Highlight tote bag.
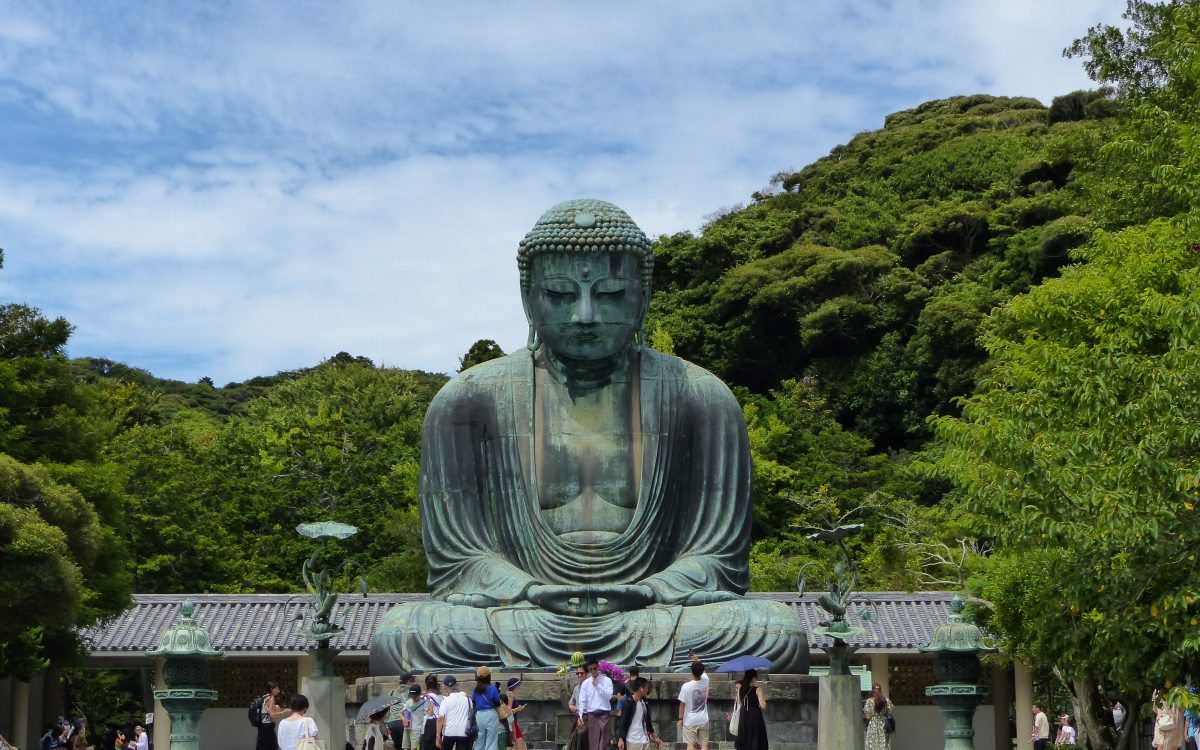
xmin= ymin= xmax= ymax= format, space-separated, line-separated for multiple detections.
xmin=296 ymin=717 xmax=325 ymax=750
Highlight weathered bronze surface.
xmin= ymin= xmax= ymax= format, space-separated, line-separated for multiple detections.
xmin=370 ymin=199 xmax=808 ymax=672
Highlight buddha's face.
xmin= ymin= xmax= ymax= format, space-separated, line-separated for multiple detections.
xmin=527 ymin=251 xmax=644 ymax=361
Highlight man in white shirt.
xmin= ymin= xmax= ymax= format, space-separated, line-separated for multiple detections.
xmin=1030 ymin=703 xmax=1050 ymax=750
xmin=437 ymin=676 xmax=472 ymax=750
xmin=577 ymin=657 xmax=614 ymax=750
xmin=677 ymin=661 xmax=710 ymax=750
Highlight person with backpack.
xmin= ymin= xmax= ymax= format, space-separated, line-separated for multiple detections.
xmin=387 ymin=675 xmax=418 ymax=749
xmin=419 ymin=675 xmax=444 ymax=750
xmin=252 ymin=681 xmax=291 ymax=750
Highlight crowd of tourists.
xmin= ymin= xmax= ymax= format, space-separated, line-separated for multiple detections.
xmin=0 ymin=718 xmax=151 ymax=750
xmin=253 ymin=653 xmax=774 ymax=750
xmin=1025 ymin=687 xmax=1200 ymax=750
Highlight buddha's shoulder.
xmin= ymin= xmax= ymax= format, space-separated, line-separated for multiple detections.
xmin=429 ymin=351 xmax=531 ymax=403
xmin=642 ymin=349 xmax=737 ymax=399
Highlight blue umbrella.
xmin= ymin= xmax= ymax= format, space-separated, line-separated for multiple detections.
xmin=716 ymin=656 xmax=773 ymax=673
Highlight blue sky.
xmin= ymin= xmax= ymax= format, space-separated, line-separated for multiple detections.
xmin=0 ymin=1 xmax=1125 ymax=384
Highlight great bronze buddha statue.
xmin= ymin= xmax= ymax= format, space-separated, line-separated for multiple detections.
xmin=369 ymin=199 xmax=808 ymax=672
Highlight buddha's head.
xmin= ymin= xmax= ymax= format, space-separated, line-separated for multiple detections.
xmin=518 ymin=199 xmax=653 ymax=362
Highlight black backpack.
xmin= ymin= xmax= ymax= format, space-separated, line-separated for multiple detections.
xmin=249 ymin=694 xmax=266 ymax=727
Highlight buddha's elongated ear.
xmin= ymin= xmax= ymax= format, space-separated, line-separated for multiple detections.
xmin=521 ymin=291 xmax=540 ymax=352
xmin=634 ymin=295 xmax=650 ymax=352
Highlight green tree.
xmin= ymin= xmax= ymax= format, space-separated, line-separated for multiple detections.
xmin=0 ymin=302 xmax=132 ymax=676
xmin=0 ymin=454 xmax=103 ymax=678
xmin=1067 ymin=0 xmax=1200 ymax=228
xmin=459 ymin=339 xmax=505 ymax=371
xmin=933 ymin=218 xmax=1200 ymax=749
xmin=741 ymin=380 xmax=916 ymax=590
xmin=114 ymin=360 xmax=445 ymax=594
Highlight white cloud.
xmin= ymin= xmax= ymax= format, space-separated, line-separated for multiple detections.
xmin=0 ymin=0 xmax=1128 ymax=382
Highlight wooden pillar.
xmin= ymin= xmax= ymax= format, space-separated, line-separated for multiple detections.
xmin=152 ymin=657 xmax=171 ymax=750
xmin=11 ymin=678 xmax=29 ymax=750
xmin=42 ymin=669 xmax=64 ymax=729
xmin=992 ymin=663 xmax=1011 ymax=750
xmin=1014 ymin=661 xmax=1033 ymax=750
xmin=869 ymin=653 xmax=890 ymax=696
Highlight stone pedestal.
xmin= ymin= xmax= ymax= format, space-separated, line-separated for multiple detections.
xmin=304 ymin=674 xmax=348 ymax=750
xmin=817 ymin=675 xmax=862 ymax=750
xmin=351 ymin=672 xmax=819 ymax=750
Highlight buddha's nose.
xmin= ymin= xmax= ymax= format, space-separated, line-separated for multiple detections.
xmin=572 ymin=294 xmax=595 ymax=324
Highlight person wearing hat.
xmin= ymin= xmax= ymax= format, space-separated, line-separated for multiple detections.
xmin=471 ymin=667 xmax=504 ymax=750
xmin=1055 ymin=714 xmax=1076 ymax=746
xmin=388 ymin=676 xmax=417 ymax=744
xmin=437 ymin=676 xmax=472 ymax=750
xmin=505 ymin=678 xmax=527 ymax=750
xmin=394 ymin=684 xmax=424 ymax=750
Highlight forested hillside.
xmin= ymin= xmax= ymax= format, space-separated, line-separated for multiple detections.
xmin=646 ymin=91 xmax=1121 ymax=593
xmin=3 ymin=3 xmax=1198 ymax=741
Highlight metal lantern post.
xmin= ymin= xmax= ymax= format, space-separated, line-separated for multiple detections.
xmin=919 ymin=594 xmax=997 ymax=750
xmin=145 ymin=600 xmax=223 ymax=750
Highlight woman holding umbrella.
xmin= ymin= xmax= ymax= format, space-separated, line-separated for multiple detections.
xmin=733 ymin=670 xmax=768 ymax=750
xmin=355 ymin=694 xmax=407 ymax=750
xmin=360 ymin=707 xmax=389 ymax=750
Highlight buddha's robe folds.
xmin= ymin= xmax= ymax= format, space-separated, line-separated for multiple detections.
xmin=369 ymin=349 xmax=809 ymax=673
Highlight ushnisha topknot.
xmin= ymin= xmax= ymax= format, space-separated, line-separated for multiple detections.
xmin=517 ymin=199 xmax=654 ymax=294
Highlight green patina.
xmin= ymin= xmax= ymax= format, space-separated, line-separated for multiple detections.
xmin=370 ymin=200 xmax=809 ymax=673
xmin=920 ymin=595 xmax=997 ymax=750
xmin=146 ymin=600 xmax=222 ymax=750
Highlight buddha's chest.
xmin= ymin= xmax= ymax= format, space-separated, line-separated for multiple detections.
xmin=533 ymin=376 xmax=640 ymax=541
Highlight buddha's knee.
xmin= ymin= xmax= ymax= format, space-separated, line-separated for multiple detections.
xmin=675 ymin=598 xmax=809 ymax=672
xmin=370 ymin=601 xmax=498 ymax=673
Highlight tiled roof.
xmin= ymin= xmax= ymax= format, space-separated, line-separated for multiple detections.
xmin=84 ymin=591 xmax=958 ymax=657
xmin=779 ymin=591 xmax=959 ymax=650
xmin=84 ymin=593 xmax=426 ymax=656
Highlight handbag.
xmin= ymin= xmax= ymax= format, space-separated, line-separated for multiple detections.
xmin=884 ymin=714 xmax=896 ymax=734
xmin=296 ymin=717 xmax=326 ymax=750
xmin=1157 ymin=712 xmax=1177 ymax=732
xmin=728 ymin=694 xmax=741 ymax=736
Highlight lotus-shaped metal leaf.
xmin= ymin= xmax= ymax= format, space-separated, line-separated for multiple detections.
xmin=296 ymin=521 xmax=358 ymax=540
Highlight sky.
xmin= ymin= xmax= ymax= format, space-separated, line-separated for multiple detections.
xmin=0 ymin=1 xmax=1126 ymax=384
